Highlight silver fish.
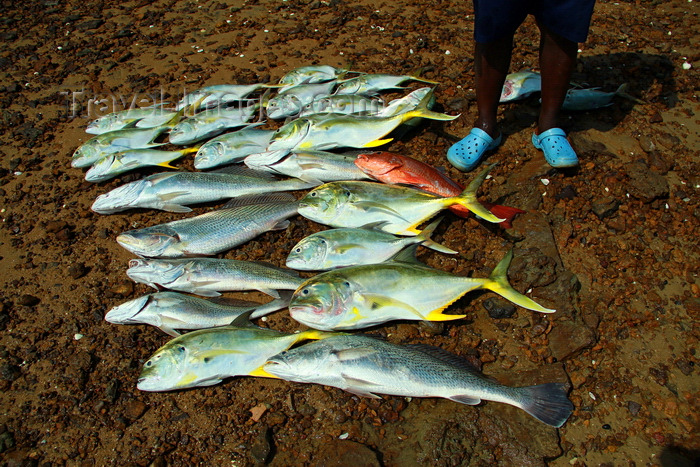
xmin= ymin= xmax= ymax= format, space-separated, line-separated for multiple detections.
xmin=176 ymin=84 xmax=272 ymax=111
xmin=266 ymin=81 xmax=337 ymax=119
xmin=71 ymin=125 xmax=170 ymax=168
xmin=126 ymin=257 xmax=304 ymax=298
xmin=137 ymin=320 xmax=332 ymax=392
xmin=297 ymin=94 xmax=384 ymax=118
xmin=105 ymin=291 xmax=289 ymax=336
xmin=86 ymin=107 xmax=177 ymax=135
xmin=116 ymin=193 xmax=300 ymax=257
xmin=278 ymin=65 xmax=347 ymax=86
xmin=285 ymin=217 xmax=455 ymax=270
xmin=335 ymin=73 xmax=437 ymax=95
xmin=262 ymin=334 xmax=574 ymax=427
xmin=499 ymin=70 xmax=542 ymax=102
xmin=91 ymin=169 xmax=313 ymax=214
xmin=84 ymin=147 xmax=196 ymax=183
xmin=244 ymin=150 xmax=372 ymax=183
xmin=561 ymin=83 xmax=641 ymax=111
xmin=193 ymin=125 xmax=275 ymax=169
xmin=376 ymin=87 xmax=434 ymax=117
xmin=169 ymin=104 xmax=258 ymax=145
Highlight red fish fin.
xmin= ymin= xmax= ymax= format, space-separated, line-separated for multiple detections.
xmin=482 ymin=202 xmax=526 ymax=229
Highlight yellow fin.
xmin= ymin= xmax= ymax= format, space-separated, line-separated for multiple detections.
xmin=177 ymin=371 xmax=201 ymax=387
xmin=248 ymin=365 xmax=280 ymax=379
xmin=362 ymin=137 xmax=393 ymax=148
xmin=157 ymin=162 xmax=179 ymax=169
xmin=425 ymin=308 xmax=466 ymax=321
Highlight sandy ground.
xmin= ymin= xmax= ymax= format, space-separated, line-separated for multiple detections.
xmin=0 ymin=0 xmax=698 ymax=465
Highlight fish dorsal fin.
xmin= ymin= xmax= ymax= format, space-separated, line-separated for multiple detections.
xmin=389 ymin=244 xmax=423 ymax=265
xmin=221 ymin=192 xmax=298 ymax=209
xmin=406 ymin=344 xmax=481 ymax=373
xmin=210 ymin=164 xmax=277 ymax=179
xmin=229 ymin=309 xmax=256 ymax=327
xmin=209 ymin=296 xmax=262 ymax=308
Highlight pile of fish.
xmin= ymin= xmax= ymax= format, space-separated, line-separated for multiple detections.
xmin=74 ymin=65 xmax=574 ymax=428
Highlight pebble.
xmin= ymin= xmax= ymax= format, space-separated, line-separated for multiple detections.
xmin=123 ymin=400 xmax=147 ymax=421
xmin=67 ymin=262 xmax=88 ymax=279
xmin=624 ymin=162 xmax=669 ymax=202
xmin=17 ymin=294 xmax=40 ymax=306
xmin=548 ymin=319 xmax=594 ymax=361
xmin=483 ymin=297 xmax=516 ymax=319
xmin=627 ymin=401 xmax=642 ymax=416
xmin=591 ymin=197 xmax=620 ymax=219
xmin=109 ymin=282 xmax=134 ymax=297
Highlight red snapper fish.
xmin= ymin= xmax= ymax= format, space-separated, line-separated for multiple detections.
xmin=354 ymin=152 xmax=525 ymax=228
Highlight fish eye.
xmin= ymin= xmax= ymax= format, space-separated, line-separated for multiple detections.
xmin=295 ymin=248 xmax=301 ymax=253
xmin=320 ymin=239 xmax=326 ymax=244
xmin=344 ymin=281 xmax=350 ymax=287
xmin=302 ymin=289 xmax=309 ymax=295
xmin=310 ymin=192 xmax=317 ymax=197
xmin=145 ymin=361 xmax=152 ymax=367
xmin=345 ymin=191 xmax=351 ymax=197
xmin=178 ymin=346 xmax=186 ymax=353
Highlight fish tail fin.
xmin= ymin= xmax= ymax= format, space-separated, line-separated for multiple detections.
xmin=401 ymin=89 xmax=459 ymax=122
xmin=165 ymin=95 xmax=207 ymax=128
xmin=516 ymin=383 xmax=574 ymax=427
xmin=615 ymin=83 xmax=644 ymax=104
xmin=416 ymin=217 xmax=457 ymax=254
xmin=481 ymin=250 xmax=555 ymax=313
xmin=449 ymin=164 xmax=504 ymax=223
xmin=482 ymin=202 xmax=526 ymax=229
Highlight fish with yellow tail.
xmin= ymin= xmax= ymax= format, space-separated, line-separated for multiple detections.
xmin=85 ymin=147 xmax=198 ymax=183
xmin=288 ymin=249 xmax=554 ymax=331
xmin=137 ymin=313 xmax=335 ymax=392
xmin=297 ymin=164 xmax=502 ymax=235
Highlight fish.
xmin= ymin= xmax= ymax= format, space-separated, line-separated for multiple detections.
xmin=84 ymin=147 xmax=197 ymax=183
xmin=137 ymin=315 xmax=333 ymax=391
xmin=244 ymin=150 xmax=372 ymax=184
xmin=334 ymin=73 xmax=438 ymax=95
xmin=278 ymin=65 xmax=348 ymax=86
xmin=375 ymin=87 xmax=434 ymax=117
xmin=91 ymin=168 xmax=314 ymax=214
xmin=175 ymin=84 xmax=274 ymax=111
xmin=168 ymin=104 xmax=258 ymax=145
xmin=266 ymin=81 xmax=338 ymax=119
xmin=561 ymin=83 xmax=642 ymax=111
xmin=116 ymin=193 xmax=301 ymax=257
xmin=260 ymin=334 xmax=574 ymax=427
xmin=264 ymin=91 xmax=458 ymax=155
xmin=354 ymin=151 xmax=526 ymax=228
xmin=71 ymin=125 xmax=171 ymax=168
xmin=105 ymin=291 xmax=289 ymax=336
xmin=126 ymin=257 xmax=304 ymax=298
xmin=297 ymin=94 xmax=384 ymax=118
xmin=288 ymin=249 xmax=554 ymax=331
xmin=297 ymin=165 xmax=502 ymax=236
xmin=285 ymin=217 xmax=456 ymax=271
xmin=499 ymin=70 xmax=542 ymax=103
xmin=86 ymin=106 xmax=178 ymax=135
xmin=193 ymin=125 xmax=275 ymax=169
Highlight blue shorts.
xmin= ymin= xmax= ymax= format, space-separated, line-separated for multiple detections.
xmin=473 ymin=0 xmax=595 ymax=44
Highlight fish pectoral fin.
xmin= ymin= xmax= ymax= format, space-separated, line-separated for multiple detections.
xmin=352 ymin=201 xmax=407 ymax=219
xmin=333 ymin=243 xmax=366 ymax=254
xmin=270 ymin=220 xmax=290 ymax=231
xmin=257 ymin=288 xmax=281 ymax=299
xmin=333 ymin=347 xmax=377 ymax=362
xmin=362 ymin=137 xmax=393 ymax=148
xmin=449 ymin=394 xmax=482 ymax=405
xmin=158 ymin=191 xmax=191 ymax=201
xmin=158 ymin=325 xmax=181 ymax=337
xmin=361 ymin=293 xmax=424 ymax=319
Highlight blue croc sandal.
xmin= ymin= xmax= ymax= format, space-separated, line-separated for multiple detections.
xmin=447 ymin=127 xmax=502 ymax=172
xmin=532 ymin=128 xmax=579 ymax=168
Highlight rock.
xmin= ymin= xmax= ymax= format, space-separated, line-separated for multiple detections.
xmin=67 ymin=262 xmax=88 ymax=279
xmin=547 ymin=319 xmax=595 ymax=360
xmin=124 ymin=400 xmax=147 ymax=421
xmin=17 ymin=294 xmax=40 ymax=307
xmin=508 ymin=248 xmax=558 ymax=289
xmin=624 ymin=161 xmax=669 ymax=202
xmin=638 ymin=135 xmax=656 ymax=153
xmin=483 ymin=297 xmax=516 ymax=319
xmin=249 ymin=427 xmax=271 ymax=465
xmin=591 ymin=197 xmax=620 ymax=219
xmin=554 ymin=184 xmax=577 ymax=200
xmin=0 ymin=431 xmax=14 ymax=453
xmin=0 ymin=363 xmax=21 ymax=382
xmin=78 ymin=19 xmax=105 ymax=30
xmin=45 ymin=220 xmax=68 ymax=233
xmin=110 ymin=282 xmax=134 ymax=297
xmin=313 ymin=440 xmax=380 ymax=466
xmin=627 ymin=401 xmax=641 ymax=416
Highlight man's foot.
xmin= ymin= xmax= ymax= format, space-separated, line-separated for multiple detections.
xmin=447 ymin=128 xmax=502 ymax=172
xmin=531 ymin=128 xmax=579 ymax=168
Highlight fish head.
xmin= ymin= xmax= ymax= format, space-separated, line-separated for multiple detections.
xmin=263 ymin=341 xmax=333 ymax=382
xmin=194 ymin=140 xmax=227 ymax=169
xmin=71 ymin=143 xmax=100 ymax=168
xmin=84 ymin=153 xmax=118 ymax=183
xmin=117 ymin=226 xmax=180 ymax=258
xmin=126 ymin=258 xmax=187 ymax=288
xmin=168 ymin=120 xmax=196 ymax=145
xmin=354 ymin=152 xmax=403 ymax=178
xmin=297 ymin=183 xmax=347 ymax=224
xmin=285 ymin=235 xmax=330 ymax=270
xmin=86 ymin=113 xmax=119 ymax=134
xmin=137 ymin=338 xmax=195 ymax=391
xmin=268 ymin=118 xmax=310 ymax=150
xmin=266 ymin=95 xmax=303 ymax=119
xmin=105 ymin=294 xmax=154 ymax=325
xmin=91 ymin=179 xmax=149 ymax=214
xmin=289 ymin=278 xmax=354 ymax=330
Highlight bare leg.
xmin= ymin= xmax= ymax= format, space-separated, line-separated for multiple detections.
xmin=537 ymin=21 xmax=578 ymax=133
xmin=474 ymin=34 xmax=515 ymax=138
